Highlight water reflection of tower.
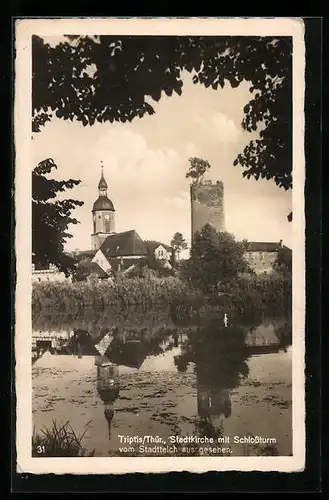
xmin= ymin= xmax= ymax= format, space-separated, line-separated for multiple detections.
xmin=196 ymin=363 xmax=232 ymax=425
xmin=174 ymin=326 xmax=250 ymax=427
xmin=95 ymin=356 xmax=120 ymax=439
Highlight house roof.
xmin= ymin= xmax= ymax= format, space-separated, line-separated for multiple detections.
xmin=246 ymin=242 xmax=290 ymax=252
xmin=100 ymin=230 xmax=148 ymax=258
xmin=145 ymin=240 xmax=173 ymax=253
xmin=57 ymin=330 xmax=100 ymax=356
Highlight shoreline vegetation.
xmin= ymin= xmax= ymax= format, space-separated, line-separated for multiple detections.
xmin=32 ymin=420 xmax=95 ymax=457
xmin=32 ymin=273 xmax=291 ymax=320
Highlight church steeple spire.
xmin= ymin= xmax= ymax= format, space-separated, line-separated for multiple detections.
xmin=98 ymin=164 xmax=108 ymax=197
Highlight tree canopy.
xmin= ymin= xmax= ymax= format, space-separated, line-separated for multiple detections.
xmin=32 ymin=158 xmax=84 ymax=275
xmin=186 ymin=157 xmax=211 ymax=184
xmin=273 ymin=246 xmax=292 ymax=275
xmin=180 ymin=224 xmax=250 ymax=292
xmin=70 ymin=255 xmax=94 ymax=281
xmin=32 ymin=35 xmax=292 ymax=190
xmin=170 ymin=232 xmax=188 ymax=261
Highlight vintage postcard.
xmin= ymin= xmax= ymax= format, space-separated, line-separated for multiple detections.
xmin=15 ymin=17 xmax=305 ymax=474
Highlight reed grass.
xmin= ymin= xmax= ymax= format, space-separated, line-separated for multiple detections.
xmin=32 ymin=276 xmax=200 ymax=314
xmin=32 ymin=420 xmax=95 ymax=457
xmin=32 ymin=274 xmax=291 ymax=325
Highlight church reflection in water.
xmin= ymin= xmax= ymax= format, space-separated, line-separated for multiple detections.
xmin=95 ymin=356 xmax=120 ymax=439
xmin=92 ymin=329 xmax=172 ymax=439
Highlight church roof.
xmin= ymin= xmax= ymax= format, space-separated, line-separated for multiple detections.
xmin=109 ymin=258 xmax=148 ymax=273
xmin=100 ymin=230 xmax=148 ymax=258
xmin=104 ymin=340 xmax=164 ymax=369
xmin=92 ymin=196 xmax=115 ymax=212
xmin=105 ymin=341 xmax=149 ymax=369
xmin=89 ymin=262 xmax=111 ymax=278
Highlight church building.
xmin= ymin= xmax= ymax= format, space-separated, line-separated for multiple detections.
xmin=32 ymin=167 xmax=175 ymax=282
xmin=81 ymin=167 xmax=174 ymax=279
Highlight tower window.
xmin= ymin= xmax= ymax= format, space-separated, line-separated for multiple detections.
xmin=105 ymin=219 xmax=111 ymax=233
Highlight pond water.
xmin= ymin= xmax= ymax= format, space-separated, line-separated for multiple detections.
xmin=32 ymin=310 xmax=292 ymax=457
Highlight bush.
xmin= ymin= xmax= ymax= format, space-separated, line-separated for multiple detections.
xmin=219 ymin=273 xmax=292 ymax=317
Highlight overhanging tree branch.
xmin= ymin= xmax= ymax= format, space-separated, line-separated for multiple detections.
xmin=32 ymin=35 xmax=292 ymax=190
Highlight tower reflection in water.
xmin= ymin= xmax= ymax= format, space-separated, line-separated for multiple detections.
xmin=94 ymin=356 xmax=120 ymax=439
xmin=174 ymin=324 xmax=251 ymax=439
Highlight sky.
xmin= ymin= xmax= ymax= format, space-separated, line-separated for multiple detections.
xmin=32 ymin=70 xmax=292 ymax=254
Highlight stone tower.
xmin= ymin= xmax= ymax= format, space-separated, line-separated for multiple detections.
xmin=91 ymin=168 xmax=115 ymax=251
xmin=190 ymin=180 xmax=225 ymax=245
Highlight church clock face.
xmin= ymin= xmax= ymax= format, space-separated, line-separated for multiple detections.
xmin=104 ymin=214 xmax=110 ymax=221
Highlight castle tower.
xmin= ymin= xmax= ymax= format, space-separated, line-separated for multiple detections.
xmin=190 ymin=180 xmax=225 ymax=245
xmin=91 ymin=167 xmax=115 ymax=251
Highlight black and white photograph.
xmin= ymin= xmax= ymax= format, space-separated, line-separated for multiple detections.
xmin=15 ymin=18 xmax=305 ymax=474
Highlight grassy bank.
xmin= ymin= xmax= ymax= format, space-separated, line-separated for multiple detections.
xmin=32 ymin=276 xmax=201 ymax=313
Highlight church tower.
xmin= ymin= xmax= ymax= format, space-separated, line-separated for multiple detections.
xmin=91 ymin=167 xmax=115 ymax=251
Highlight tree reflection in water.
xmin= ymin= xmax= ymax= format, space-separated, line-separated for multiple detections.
xmin=275 ymin=321 xmax=292 ymax=351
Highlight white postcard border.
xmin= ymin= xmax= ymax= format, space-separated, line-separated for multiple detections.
xmin=14 ymin=17 xmax=306 ymax=474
